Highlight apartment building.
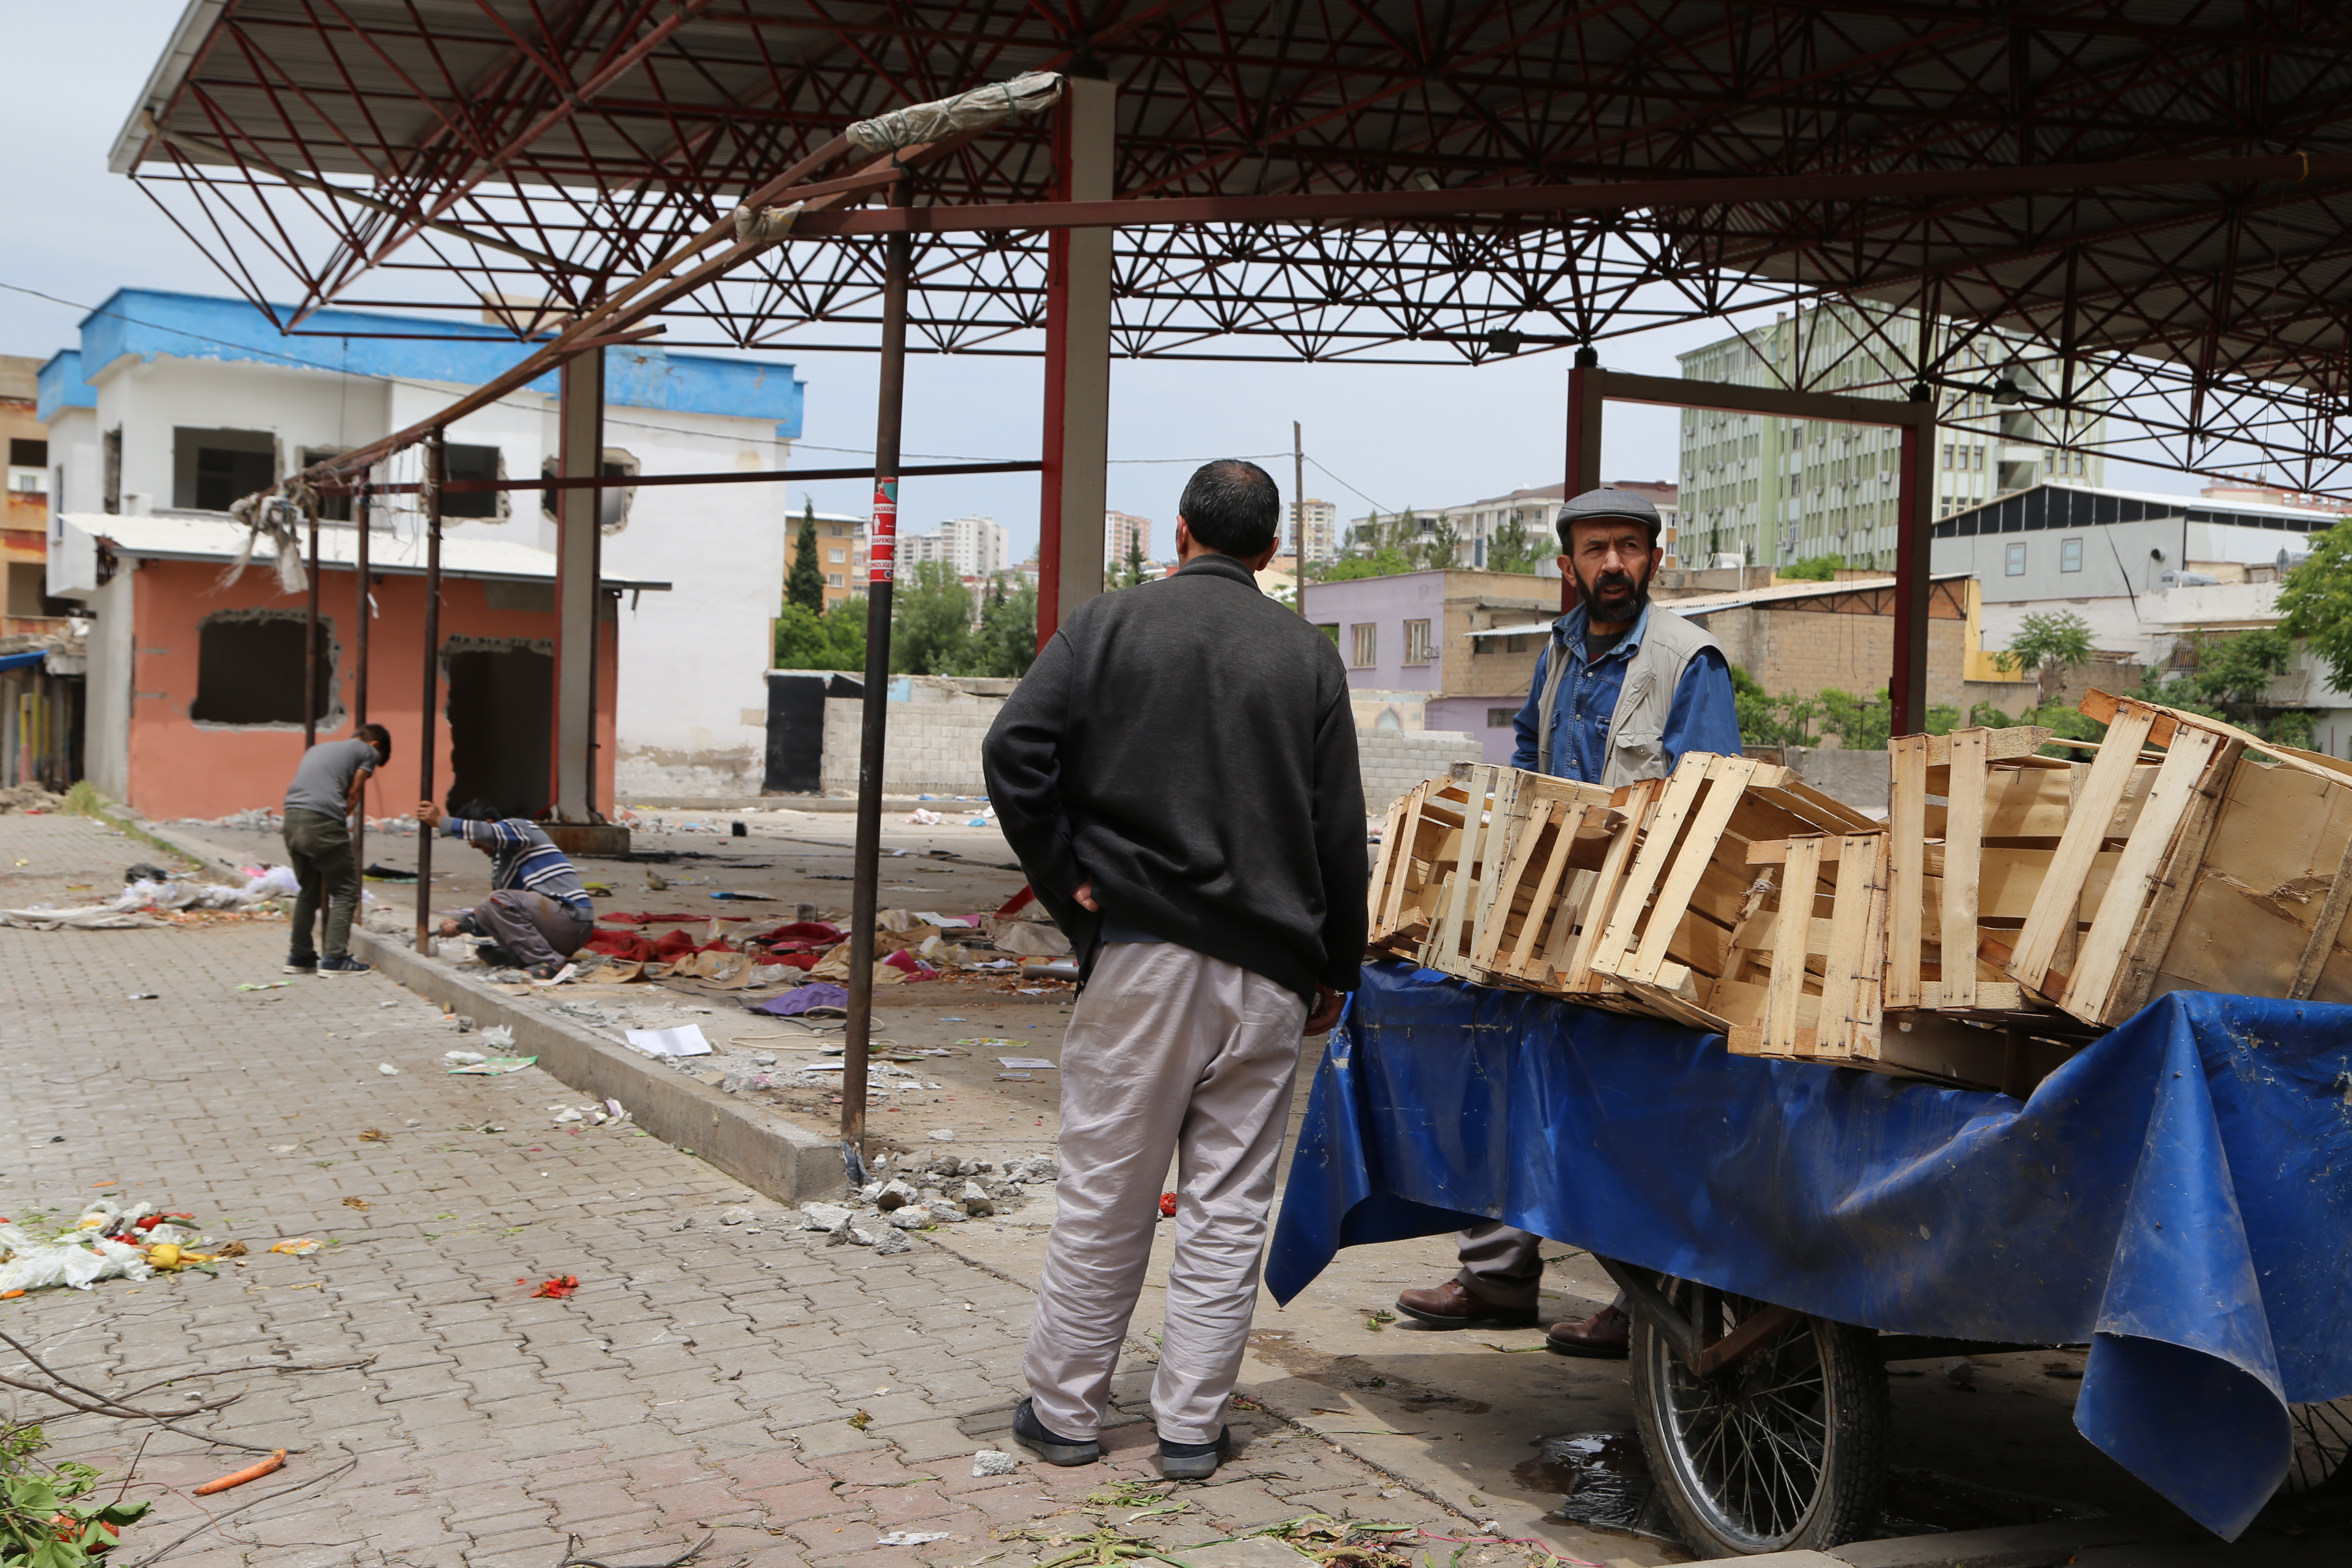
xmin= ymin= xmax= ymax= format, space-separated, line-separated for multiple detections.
xmin=1349 ymin=481 xmax=1678 ymax=568
xmin=1290 ymin=497 xmax=1339 ymax=564
xmin=784 ymin=505 xmax=867 ymax=610
xmin=1676 ymin=303 xmax=2108 ymax=573
xmin=1104 ymin=509 xmax=1152 ymax=573
xmin=901 ymin=514 xmax=1011 ymax=580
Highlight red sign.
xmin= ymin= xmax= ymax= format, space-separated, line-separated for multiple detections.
xmin=869 ymin=478 xmax=898 ymax=584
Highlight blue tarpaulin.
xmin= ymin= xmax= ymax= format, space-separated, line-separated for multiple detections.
xmin=1268 ymin=961 xmax=2352 ymax=1541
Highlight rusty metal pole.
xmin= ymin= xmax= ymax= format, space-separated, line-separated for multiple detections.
xmin=303 ymin=502 xmax=321 ymax=748
xmin=414 ymin=432 xmax=444 ymax=955
xmin=352 ymin=475 xmax=371 ymax=876
xmin=840 ymin=211 xmax=913 ymax=1170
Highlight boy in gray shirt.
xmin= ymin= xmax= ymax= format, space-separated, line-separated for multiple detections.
xmin=282 ymin=724 xmax=391 ymax=975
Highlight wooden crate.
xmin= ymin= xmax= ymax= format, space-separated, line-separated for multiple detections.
xmin=2052 ymin=692 xmax=2352 ymax=1017
xmin=1366 ymin=775 xmax=1472 ymax=960
xmin=1572 ymin=750 xmax=1883 ymax=1041
xmin=1450 ymin=767 xmax=1619 ymax=991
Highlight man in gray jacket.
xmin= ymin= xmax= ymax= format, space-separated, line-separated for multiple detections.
xmin=1395 ymin=486 xmax=1742 ymax=1356
xmin=983 ymin=459 xmax=1365 ymax=1479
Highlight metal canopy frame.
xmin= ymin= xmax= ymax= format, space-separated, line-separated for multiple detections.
xmin=113 ymin=1 xmax=2352 ymax=497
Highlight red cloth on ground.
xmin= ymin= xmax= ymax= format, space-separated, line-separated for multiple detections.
xmin=881 ymin=949 xmax=934 ymax=979
xmin=582 ymin=929 xmax=654 ymax=962
xmin=650 ymin=928 xmax=700 ymax=961
xmin=768 ymin=952 xmax=818 ymax=971
xmin=760 ymin=921 xmax=844 ymax=944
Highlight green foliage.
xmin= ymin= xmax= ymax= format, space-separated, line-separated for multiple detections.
xmin=771 ymin=600 xmax=866 ymax=671
xmin=966 ymin=578 xmax=1041 ymax=679
xmin=59 ymin=782 xmax=101 ymax=817
xmin=1814 ymin=688 xmax=1893 ymax=752
xmin=2276 ymin=518 xmax=2352 ymax=695
xmin=1319 ymin=546 xmax=1418 ymax=582
xmin=1779 ymin=555 xmax=1841 ymax=582
xmin=1115 ymin=536 xmax=1150 ymax=589
xmin=1994 ymin=609 xmax=2097 ymax=704
xmin=890 ymin=560 xmax=976 ymax=675
xmin=1730 ymin=665 xmax=1814 ymax=748
xmin=2134 ymin=630 xmax=2315 ymax=747
xmin=1 ymin=1425 xmax=148 ymax=1568
xmin=784 ymin=502 xmax=826 ymax=613
xmin=1485 ymin=514 xmax=1549 ymax=575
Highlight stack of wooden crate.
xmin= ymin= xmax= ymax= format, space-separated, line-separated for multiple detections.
xmin=1362 ymin=692 xmax=2352 ymax=1093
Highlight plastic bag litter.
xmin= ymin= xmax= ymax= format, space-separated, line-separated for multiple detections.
xmin=906 ymin=808 xmax=945 ymax=826
xmin=0 ymin=1222 xmax=153 ymax=1293
xmin=480 ymin=1025 xmax=516 ymax=1050
xmin=846 ymin=71 xmax=1063 ymax=155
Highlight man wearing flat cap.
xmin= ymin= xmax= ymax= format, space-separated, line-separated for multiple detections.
xmin=1394 ymin=483 xmax=1742 ymax=1357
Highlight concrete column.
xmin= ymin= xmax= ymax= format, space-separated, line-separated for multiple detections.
xmin=552 ymin=345 xmax=604 ymax=821
xmin=1037 ymin=74 xmax=1115 ymax=640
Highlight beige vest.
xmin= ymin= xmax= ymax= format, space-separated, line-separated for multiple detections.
xmin=1534 ymin=606 xmax=1727 ymax=787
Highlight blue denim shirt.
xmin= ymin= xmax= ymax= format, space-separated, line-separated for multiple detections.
xmin=1508 ymin=602 xmax=1744 ymax=782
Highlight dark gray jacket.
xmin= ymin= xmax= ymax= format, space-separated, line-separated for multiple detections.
xmin=982 ymin=553 xmax=1368 ymax=1004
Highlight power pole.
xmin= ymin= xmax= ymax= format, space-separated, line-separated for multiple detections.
xmin=1292 ymin=421 xmax=1305 ymax=563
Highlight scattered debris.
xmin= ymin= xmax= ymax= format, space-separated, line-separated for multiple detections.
xmin=448 ymin=1056 xmax=536 ymax=1076
xmin=876 ymin=1531 xmax=952 ymax=1547
xmin=926 ymin=1128 xmax=957 ymax=1142
xmin=972 ymin=1450 xmax=1019 ymax=1477
xmin=341 ymin=1198 xmax=371 ymax=1212
xmin=531 ymin=1275 xmax=582 ymax=1299
xmin=193 ymin=1449 xmax=288 ymax=1495
xmin=268 ymin=1239 xmax=321 ymax=1256
xmin=376 ymin=1063 xmax=400 ymax=1077
xmin=358 ymin=1128 xmax=389 ymax=1142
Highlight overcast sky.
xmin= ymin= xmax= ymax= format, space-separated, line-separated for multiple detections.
xmin=6 ymin=3 xmax=2203 ymax=564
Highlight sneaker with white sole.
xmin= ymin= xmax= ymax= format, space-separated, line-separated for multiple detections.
xmin=317 ymin=955 xmax=371 ymax=977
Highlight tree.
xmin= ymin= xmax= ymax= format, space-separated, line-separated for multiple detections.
xmin=965 ymin=578 xmax=1041 ymax=678
xmin=772 ymin=600 xmax=865 ymax=670
xmin=1485 ymin=513 xmax=1548 ymax=575
xmin=2141 ymin=629 xmax=2314 ymax=747
xmin=891 ymin=560 xmax=974 ymax=674
xmin=2276 ymin=518 xmax=2352 ymax=693
xmin=1780 ymin=555 xmax=1841 ymax=582
xmin=1994 ymin=609 xmax=2096 ymax=706
xmin=1320 ymin=545 xmax=1418 ymax=582
xmin=1814 ymin=687 xmax=1892 ymax=752
xmin=1121 ymin=535 xmax=1148 ymax=588
xmin=785 ymin=502 xmax=827 ymax=613
xmin=1730 ymin=665 xmax=1815 ymax=747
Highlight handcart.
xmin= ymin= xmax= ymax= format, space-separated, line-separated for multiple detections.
xmin=1267 ymin=962 xmax=2352 ymax=1556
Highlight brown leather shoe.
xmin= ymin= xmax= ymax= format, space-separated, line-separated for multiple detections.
xmin=1394 ymin=1279 xmax=1539 ymax=1329
xmin=1545 ymin=1304 xmax=1630 ymax=1358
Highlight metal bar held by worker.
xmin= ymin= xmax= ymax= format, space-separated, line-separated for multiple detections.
xmin=841 ymin=211 xmax=915 ymax=1161
xmin=303 ymin=502 xmax=321 ymax=748
xmin=353 ymin=475 xmax=371 ymax=880
xmin=414 ymin=432 xmax=444 ymax=955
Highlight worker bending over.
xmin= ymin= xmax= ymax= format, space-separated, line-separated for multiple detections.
xmin=1395 ymin=485 xmax=1743 ymax=1357
xmin=984 ymin=459 xmax=1365 ymax=1479
xmin=282 ymin=723 xmax=392 ymax=977
xmin=416 ymin=800 xmax=594 ymax=980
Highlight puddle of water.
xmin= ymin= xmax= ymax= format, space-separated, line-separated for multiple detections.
xmin=1517 ymin=1435 xmax=2104 ymax=1548
xmin=1516 ymin=1431 xmax=1676 ymax=1541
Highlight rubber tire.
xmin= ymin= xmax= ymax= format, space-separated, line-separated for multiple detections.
xmin=1630 ymin=1280 xmax=1890 ymax=1558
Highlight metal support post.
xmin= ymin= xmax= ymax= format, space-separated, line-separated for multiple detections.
xmin=353 ymin=476 xmax=371 ymax=875
xmin=414 ymin=431 xmax=444 ymax=955
xmin=1893 ymin=392 xmax=1936 ymax=737
xmin=1035 ymin=73 xmax=1116 ymax=647
xmin=554 ymin=346 xmax=606 ymax=821
xmin=303 ymin=505 xmax=322 ymax=747
xmin=842 ymin=219 xmax=913 ymax=1161
xmin=1562 ymin=347 xmax=1602 ymax=614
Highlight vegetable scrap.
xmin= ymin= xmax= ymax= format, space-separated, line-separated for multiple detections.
xmin=0 ymin=1202 xmax=226 ymax=1294
xmin=531 ymin=1275 xmax=581 ymax=1299
xmin=192 ymin=1449 xmax=287 ymax=1496
xmin=1159 ymin=1192 xmax=1178 ymax=1217
xmin=268 ymin=1238 xmax=322 ymax=1256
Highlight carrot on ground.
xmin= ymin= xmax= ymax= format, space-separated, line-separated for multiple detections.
xmin=193 ymin=1449 xmax=286 ymax=1495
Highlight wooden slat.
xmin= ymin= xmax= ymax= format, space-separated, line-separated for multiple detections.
xmin=1473 ymin=788 xmax=1550 ymax=974
xmin=1938 ymin=728 xmax=1989 ymax=1011
xmin=1813 ymin=833 xmax=1882 ymax=1059
xmin=1588 ymin=755 xmax=1713 ymax=979
xmin=1886 ymin=736 xmax=1930 ymax=1009
xmin=1429 ymin=766 xmax=1494 ymax=972
xmin=1368 ymin=789 xmax=1413 ymax=933
xmin=1379 ymin=783 xmax=1429 ymax=934
xmin=1762 ymin=838 xmax=1821 ymax=1053
xmin=2007 ymin=704 xmax=2156 ymax=995
xmin=1505 ymin=802 xmax=1582 ymax=978
xmin=1910 ymin=726 xmax=2054 ymax=767
xmin=1618 ymin=754 xmax=1758 ymax=984
xmin=1563 ymin=780 xmax=1660 ymax=991
xmin=2288 ymin=824 xmax=2352 ymax=1001
xmin=2063 ymin=726 xmax=2223 ymax=1020
xmin=1460 ymin=766 xmax=1517 ymax=973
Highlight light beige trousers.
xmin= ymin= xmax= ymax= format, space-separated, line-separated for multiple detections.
xmin=1024 ymin=941 xmax=1310 ymax=1445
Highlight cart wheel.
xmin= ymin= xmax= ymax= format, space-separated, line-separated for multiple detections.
xmin=1630 ymin=1278 xmax=1890 ymax=1557
xmin=2285 ymin=1399 xmax=2352 ymax=1494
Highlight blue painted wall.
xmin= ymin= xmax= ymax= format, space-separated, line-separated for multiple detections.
xmin=36 ymin=350 xmax=95 ymax=423
xmin=49 ymin=289 xmax=802 ymax=435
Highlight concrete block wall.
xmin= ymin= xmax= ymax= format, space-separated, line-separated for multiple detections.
xmin=819 ymin=680 xmax=1008 ymax=796
xmin=1707 ymin=606 xmax=1972 ymax=707
xmin=1357 ymin=727 xmax=1484 ymax=812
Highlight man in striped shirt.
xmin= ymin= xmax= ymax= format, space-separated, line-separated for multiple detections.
xmin=416 ymin=800 xmax=594 ymax=980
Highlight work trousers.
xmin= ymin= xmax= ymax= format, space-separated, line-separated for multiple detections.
xmin=1025 ymin=942 xmax=1310 ymax=1446
xmin=1453 ymin=1221 xmax=1547 ymax=1310
xmin=475 ymin=890 xmax=593 ymax=969
xmin=283 ymin=808 xmax=360 ymax=959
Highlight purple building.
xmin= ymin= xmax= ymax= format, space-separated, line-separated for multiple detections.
xmin=1302 ymin=569 xmax=1558 ymax=763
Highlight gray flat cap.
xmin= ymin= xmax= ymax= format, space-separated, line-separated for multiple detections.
xmin=1554 ymin=485 xmax=1662 ymax=548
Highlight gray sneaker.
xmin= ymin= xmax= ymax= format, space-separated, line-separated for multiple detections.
xmin=1010 ymin=1398 xmax=1099 ymax=1467
xmin=1158 ymin=1427 xmax=1231 ymax=1481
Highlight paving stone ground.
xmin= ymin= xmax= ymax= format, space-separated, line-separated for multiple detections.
xmin=1 ymin=812 xmax=1528 ymax=1568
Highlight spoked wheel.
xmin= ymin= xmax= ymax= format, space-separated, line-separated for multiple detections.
xmin=1629 ymin=1278 xmax=1890 ymax=1557
xmin=2285 ymin=1399 xmax=2352 ymax=1495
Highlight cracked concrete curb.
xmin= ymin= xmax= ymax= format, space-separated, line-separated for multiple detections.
xmin=349 ymin=927 xmax=842 ymax=1205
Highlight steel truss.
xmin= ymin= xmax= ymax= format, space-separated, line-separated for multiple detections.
xmin=120 ymin=1 xmax=2352 ymax=495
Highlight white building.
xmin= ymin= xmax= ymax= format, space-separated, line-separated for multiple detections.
xmin=38 ymin=288 xmax=803 ymax=801
xmin=1677 ymin=303 xmax=2109 ymax=571
xmin=1104 ymin=509 xmax=1152 ymax=572
xmin=1291 ymin=498 xmax=1339 ymax=564
xmin=901 ymin=514 xmax=1010 ymax=579
xmin=1348 ymin=481 xmax=1678 ymax=568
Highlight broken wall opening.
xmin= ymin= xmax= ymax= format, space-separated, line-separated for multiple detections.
xmin=191 ymin=610 xmax=338 ymax=726
xmin=443 ymin=636 xmax=552 ymax=818
xmin=174 ymin=428 xmax=278 ymax=512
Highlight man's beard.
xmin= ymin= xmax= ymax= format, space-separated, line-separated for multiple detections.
xmin=1575 ymin=560 xmax=1651 ymax=622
